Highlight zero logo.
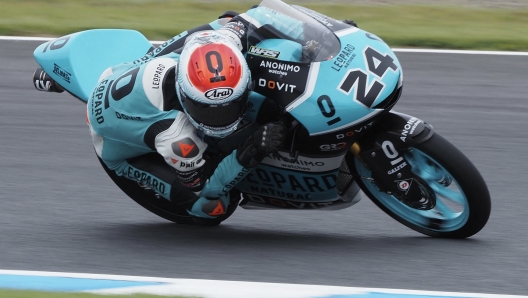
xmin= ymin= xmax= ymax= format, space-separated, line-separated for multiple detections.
xmin=43 ymin=36 xmax=70 ymax=53
xmin=111 ymin=67 xmax=140 ymax=101
xmin=317 ymin=95 xmax=341 ymax=126
xmin=104 ymin=67 xmax=140 ymax=109
xmin=381 ymin=141 xmax=398 ymax=159
xmin=205 ymin=51 xmax=226 ymax=83
xmin=205 ymin=51 xmax=224 ymax=73
xmin=382 ymin=140 xmax=408 ymax=175
xmin=337 ymin=47 xmax=398 ymax=108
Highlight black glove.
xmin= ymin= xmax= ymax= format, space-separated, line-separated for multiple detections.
xmin=218 ymin=10 xmax=239 ymax=19
xmin=342 ymin=19 xmax=358 ymax=28
xmin=33 ymin=67 xmax=64 ymax=93
xmin=236 ymin=121 xmax=287 ymax=168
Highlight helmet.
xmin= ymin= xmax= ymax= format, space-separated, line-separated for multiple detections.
xmin=177 ymin=30 xmax=251 ymax=138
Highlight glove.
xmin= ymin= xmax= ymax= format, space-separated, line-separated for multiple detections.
xmin=187 ymin=196 xmax=230 ymax=219
xmin=236 ymin=121 xmax=288 ymax=168
xmin=33 ymin=67 xmax=64 ymax=93
xmin=342 ymin=19 xmax=358 ymax=28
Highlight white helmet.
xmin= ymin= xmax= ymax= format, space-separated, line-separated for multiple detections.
xmin=177 ymin=30 xmax=252 ymax=138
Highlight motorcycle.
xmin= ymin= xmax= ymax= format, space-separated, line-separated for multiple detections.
xmin=32 ymin=0 xmax=490 ymax=238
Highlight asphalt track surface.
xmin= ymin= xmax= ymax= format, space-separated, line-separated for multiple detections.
xmin=1 ymin=40 xmax=528 ymax=296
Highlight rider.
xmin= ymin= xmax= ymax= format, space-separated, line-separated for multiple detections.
xmin=85 ymin=30 xmax=287 ymax=224
xmin=35 ymin=2 xmax=360 ymax=223
xmin=84 ymin=4 xmax=349 ymax=224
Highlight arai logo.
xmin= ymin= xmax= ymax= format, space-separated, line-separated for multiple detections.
xmin=205 ymin=88 xmax=233 ymax=100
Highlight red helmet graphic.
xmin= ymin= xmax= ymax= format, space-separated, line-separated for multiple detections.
xmin=177 ymin=31 xmax=251 ymax=137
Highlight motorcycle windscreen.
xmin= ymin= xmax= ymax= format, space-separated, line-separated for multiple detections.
xmin=245 ymin=0 xmax=341 ymax=63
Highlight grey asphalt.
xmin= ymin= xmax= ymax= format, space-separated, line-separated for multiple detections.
xmin=1 ymin=40 xmax=528 ymax=295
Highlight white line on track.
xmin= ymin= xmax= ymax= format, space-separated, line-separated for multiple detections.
xmin=3 ymin=35 xmax=528 ymax=56
xmin=1 ymin=270 xmax=528 ymax=298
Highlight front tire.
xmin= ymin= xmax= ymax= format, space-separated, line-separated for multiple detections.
xmin=348 ymin=132 xmax=491 ymax=238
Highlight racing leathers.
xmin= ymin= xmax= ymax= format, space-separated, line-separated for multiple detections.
xmin=86 ymin=4 xmax=328 ymax=221
xmin=86 ymin=19 xmax=289 ymax=221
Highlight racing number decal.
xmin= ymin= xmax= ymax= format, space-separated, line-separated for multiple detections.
xmin=42 ymin=36 xmax=70 ymax=53
xmin=205 ymin=51 xmax=226 ymax=82
xmin=317 ymin=95 xmax=341 ymax=126
xmin=206 ymin=51 xmax=223 ymax=72
xmin=338 ymin=47 xmax=398 ymax=108
xmin=364 ymin=47 xmax=398 ymax=77
xmin=382 ymin=140 xmax=399 ymax=159
xmin=111 ymin=68 xmax=140 ymax=101
xmin=104 ymin=67 xmax=140 ymax=109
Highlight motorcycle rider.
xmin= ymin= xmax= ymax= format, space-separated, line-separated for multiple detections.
xmin=84 ymin=29 xmax=288 ymax=225
xmin=83 ymin=3 xmax=356 ymax=225
xmin=34 ymin=2 xmax=360 ymax=224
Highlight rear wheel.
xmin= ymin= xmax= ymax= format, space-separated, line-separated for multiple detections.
xmin=348 ymin=132 xmax=491 ymax=238
xmin=98 ymin=157 xmax=238 ymax=226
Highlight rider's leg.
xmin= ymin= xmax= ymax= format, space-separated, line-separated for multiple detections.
xmin=110 ymin=153 xmax=232 ymax=225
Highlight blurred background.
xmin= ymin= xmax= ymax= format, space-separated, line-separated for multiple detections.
xmin=1 ymin=0 xmax=527 ymax=51
xmin=2 ymin=0 xmax=528 ymax=296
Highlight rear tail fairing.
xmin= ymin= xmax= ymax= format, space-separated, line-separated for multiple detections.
xmin=33 ymin=29 xmax=154 ymax=102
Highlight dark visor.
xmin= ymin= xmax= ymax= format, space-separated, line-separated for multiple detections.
xmin=180 ymin=88 xmax=250 ymax=128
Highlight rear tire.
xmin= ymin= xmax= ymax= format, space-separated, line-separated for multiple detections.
xmin=348 ymin=132 xmax=491 ymax=238
xmin=98 ymin=157 xmax=238 ymax=226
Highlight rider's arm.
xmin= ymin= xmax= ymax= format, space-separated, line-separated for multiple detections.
xmin=153 ymin=112 xmax=216 ymax=194
xmin=154 ymin=112 xmax=286 ymax=196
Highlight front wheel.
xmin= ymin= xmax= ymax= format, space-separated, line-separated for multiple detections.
xmin=348 ymin=132 xmax=491 ymax=238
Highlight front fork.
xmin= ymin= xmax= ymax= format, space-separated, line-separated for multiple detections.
xmin=350 ymin=111 xmax=435 ymax=209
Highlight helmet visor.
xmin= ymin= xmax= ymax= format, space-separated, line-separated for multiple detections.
xmin=179 ymin=87 xmax=250 ymax=131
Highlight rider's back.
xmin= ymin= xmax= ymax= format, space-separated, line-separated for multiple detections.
xmin=86 ymin=55 xmax=182 ymax=170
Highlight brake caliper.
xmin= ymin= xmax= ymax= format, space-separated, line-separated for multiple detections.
xmin=356 ymin=135 xmax=435 ymax=210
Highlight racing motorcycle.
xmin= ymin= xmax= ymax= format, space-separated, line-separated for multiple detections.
xmin=32 ymin=0 xmax=491 ymax=238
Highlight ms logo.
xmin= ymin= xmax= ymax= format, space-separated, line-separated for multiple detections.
xmin=171 ymin=138 xmax=199 ymax=158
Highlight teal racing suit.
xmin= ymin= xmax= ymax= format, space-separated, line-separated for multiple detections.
xmin=86 ymin=5 xmax=307 ymax=219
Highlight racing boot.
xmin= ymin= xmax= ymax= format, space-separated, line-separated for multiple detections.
xmin=186 ymin=196 xmax=230 ymax=226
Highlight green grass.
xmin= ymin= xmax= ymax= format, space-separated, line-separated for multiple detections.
xmin=0 ymin=289 xmax=197 ymax=298
xmin=1 ymin=0 xmax=528 ymax=51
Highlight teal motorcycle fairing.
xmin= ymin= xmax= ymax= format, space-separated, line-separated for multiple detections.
xmin=33 ymin=29 xmax=153 ymax=102
xmin=237 ymin=0 xmax=403 ymax=205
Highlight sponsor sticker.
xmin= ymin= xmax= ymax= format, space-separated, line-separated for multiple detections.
xmin=53 ymin=63 xmax=71 ymax=83
xmin=248 ymin=46 xmax=280 ymax=59
xmin=204 ymin=87 xmax=234 ymax=100
xmin=171 ymin=138 xmax=199 ymax=158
